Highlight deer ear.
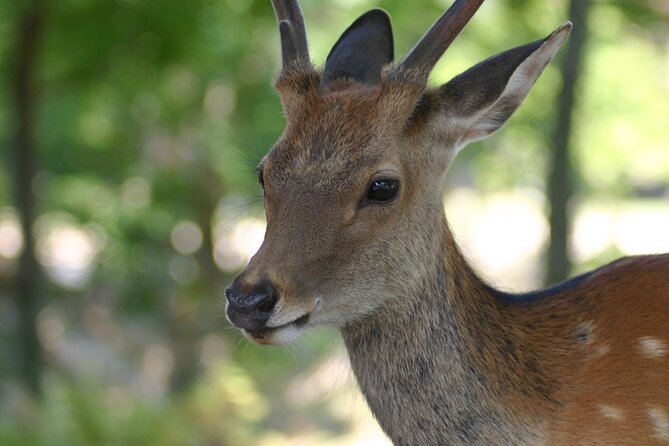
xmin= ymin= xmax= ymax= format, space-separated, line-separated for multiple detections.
xmin=439 ymin=22 xmax=572 ymax=148
xmin=322 ymin=9 xmax=394 ymax=87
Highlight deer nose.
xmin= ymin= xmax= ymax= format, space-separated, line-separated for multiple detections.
xmin=225 ymin=280 xmax=279 ymax=331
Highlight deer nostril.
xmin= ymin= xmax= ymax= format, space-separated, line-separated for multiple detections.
xmin=226 ymin=280 xmax=279 ymax=315
xmin=257 ymin=290 xmax=278 ymax=313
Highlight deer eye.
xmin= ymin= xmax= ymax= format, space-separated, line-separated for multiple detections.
xmin=366 ymin=179 xmax=399 ymax=202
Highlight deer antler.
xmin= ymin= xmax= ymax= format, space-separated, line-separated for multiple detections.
xmin=271 ymin=0 xmax=310 ymax=69
xmin=400 ymin=0 xmax=485 ymax=72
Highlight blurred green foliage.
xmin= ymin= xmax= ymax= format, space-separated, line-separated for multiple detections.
xmin=0 ymin=0 xmax=667 ymax=444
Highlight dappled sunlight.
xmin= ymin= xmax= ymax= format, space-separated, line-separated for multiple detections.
xmin=448 ymin=189 xmax=669 ymax=289
xmin=573 ymin=202 xmax=669 ymax=261
xmin=249 ymin=344 xmax=391 ymax=446
xmin=446 ymin=188 xmax=548 ymax=289
xmin=170 ymin=220 xmax=203 ymax=255
xmin=141 ymin=344 xmax=174 ymax=399
xmin=0 ymin=209 xmax=23 ymax=260
xmin=34 ymin=214 xmax=106 ymax=290
xmin=213 ymin=198 xmax=266 ymax=272
xmin=616 ymin=205 xmax=669 ymax=254
xmin=36 ymin=307 xmax=66 ymax=353
xmin=120 ymin=176 xmax=152 ymax=209
xmin=168 ymin=254 xmax=200 ymax=285
xmin=572 ymin=207 xmax=617 ymax=262
xmin=203 ymin=82 xmax=236 ymax=119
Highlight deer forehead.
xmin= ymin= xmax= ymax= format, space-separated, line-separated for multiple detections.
xmin=265 ymin=100 xmax=409 ymax=187
xmin=264 ymin=76 xmax=432 ymax=189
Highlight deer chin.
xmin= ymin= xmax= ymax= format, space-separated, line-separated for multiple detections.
xmin=242 ymin=312 xmax=311 ymax=346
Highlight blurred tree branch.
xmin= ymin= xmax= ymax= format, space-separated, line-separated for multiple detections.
xmin=545 ymin=0 xmax=592 ymax=285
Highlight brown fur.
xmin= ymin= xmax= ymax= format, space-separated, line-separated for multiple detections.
xmin=227 ymin=5 xmax=669 ymax=444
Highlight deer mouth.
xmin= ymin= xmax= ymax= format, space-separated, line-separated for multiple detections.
xmin=243 ymin=312 xmax=311 ymax=344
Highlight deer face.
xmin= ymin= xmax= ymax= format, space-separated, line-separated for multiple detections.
xmin=225 ymin=1 xmax=571 ymax=345
xmin=227 ymin=71 xmax=441 ymax=344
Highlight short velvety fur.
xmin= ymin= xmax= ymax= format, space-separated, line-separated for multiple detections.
xmin=226 ymin=2 xmax=669 ymax=444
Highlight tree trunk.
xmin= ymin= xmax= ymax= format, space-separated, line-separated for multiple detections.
xmin=545 ymin=0 xmax=591 ymax=286
xmin=11 ymin=0 xmax=44 ymax=397
xmin=169 ymin=168 xmax=221 ymax=394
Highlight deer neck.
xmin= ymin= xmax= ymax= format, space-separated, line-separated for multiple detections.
xmin=341 ymin=218 xmax=559 ymax=445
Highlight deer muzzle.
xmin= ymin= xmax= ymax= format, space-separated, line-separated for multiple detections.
xmin=225 ymin=279 xmax=279 ymax=332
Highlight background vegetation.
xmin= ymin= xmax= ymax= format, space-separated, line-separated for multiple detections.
xmin=1 ymin=0 xmax=668 ymax=444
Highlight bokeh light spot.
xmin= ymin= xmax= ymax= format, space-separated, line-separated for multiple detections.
xmin=121 ymin=176 xmax=152 ymax=209
xmin=0 ymin=210 xmax=23 ymax=259
xmin=170 ymin=220 xmax=203 ymax=255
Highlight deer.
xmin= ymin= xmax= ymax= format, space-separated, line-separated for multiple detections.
xmin=224 ymin=0 xmax=669 ymax=444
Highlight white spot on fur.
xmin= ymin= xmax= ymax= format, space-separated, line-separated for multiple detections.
xmin=594 ymin=343 xmax=611 ymax=357
xmin=599 ymin=404 xmax=624 ymax=420
xmin=638 ymin=337 xmax=667 ymax=359
xmin=647 ymin=407 xmax=669 ymax=441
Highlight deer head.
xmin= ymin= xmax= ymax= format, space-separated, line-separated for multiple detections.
xmin=225 ymin=0 xmax=571 ymax=345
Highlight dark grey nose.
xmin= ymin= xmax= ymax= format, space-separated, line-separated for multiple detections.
xmin=225 ymin=280 xmax=279 ymax=331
